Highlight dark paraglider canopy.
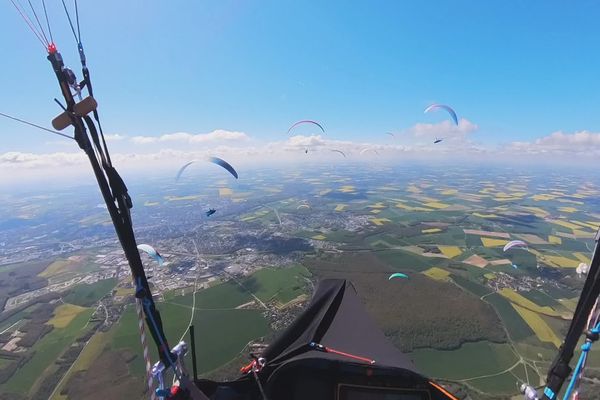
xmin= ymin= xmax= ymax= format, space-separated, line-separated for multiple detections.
xmin=196 ymin=279 xmax=458 ymax=400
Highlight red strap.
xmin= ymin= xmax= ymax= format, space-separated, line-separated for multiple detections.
xmin=324 ymin=346 xmax=375 ymax=364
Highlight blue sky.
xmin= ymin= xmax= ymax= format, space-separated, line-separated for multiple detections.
xmin=1 ymin=1 xmax=599 ymax=181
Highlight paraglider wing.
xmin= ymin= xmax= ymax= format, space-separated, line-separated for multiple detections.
xmin=388 ymin=272 xmax=408 ymax=280
xmin=175 ymin=161 xmax=195 ymax=181
xmin=297 ymin=204 xmax=310 ymax=210
xmin=177 ymin=157 xmax=238 ymax=181
xmin=434 ymin=138 xmax=443 ymax=144
xmin=424 ymin=104 xmax=459 ymax=126
xmin=503 ymin=240 xmax=528 ymax=252
xmin=360 ymin=148 xmax=379 ymax=155
xmin=385 ymin=132 xmax=395 ymax=137
xmin=287 ymin=120 xmax=325 ymax=135
xmin=330 ymin=149 xmax=347 ymax=158
xmin=207 ymin=156 xmax=238 ymax=179
xmin=137 ymin=244 xmax=165 ymax=267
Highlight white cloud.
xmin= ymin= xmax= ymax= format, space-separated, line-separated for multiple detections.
xmin=408 ymin=118 xmax=479 ymax=140
xmin=105 ymin=134 xmax=126 ymax=141
xmin=130 ymin=129 xmax=249 ymax=145
xmin=0 ymin=151 xmax=86 ymax=168
xmin=506 ymin=130 xmax=600 ymax=157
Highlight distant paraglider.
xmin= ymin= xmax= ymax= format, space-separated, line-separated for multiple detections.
xmin=287 ymin=120 xmax=325 ymax=135
xmin=205 ymin=208 xmax=217 ymax=217
xmin=360 ymin=148 xmax=379 ymax=156
xmin=388 ymin=273 xmax=408 ymax=280
xmin=176 ymin=157 xmax=239 ymax=181
xmin=424 ymin=104 xmax=459 ymax=126
xmin=137 ymin=244 xmax=165 ymax=267
xmin=330 ymin=149 xmax=347 ymax=158
xmin=503 ymin=240 xmax=528 ymax=252
xmin=385 ymin=132 xmax=395 ymax=137
xmin=297 ymin=204 xmax=310 ymax=210
xmin=434 ymin=138 xmax=443 ymax=144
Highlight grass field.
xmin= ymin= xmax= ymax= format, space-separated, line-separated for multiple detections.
xmin=467 ymin=371 xmax=522 ymax=395
xmin=1 ymin=309 xmax=93 ymax=396
xmin=49 ymin=330 xmax=113 ymax=400
xmin=112 ymin=304 xmax=270 ymax=376
xmin=484 ymin=293 xmax=534 ymax=341
xmin=511 ymin=304 xmax=562 ymax=348
xmin=166 ymin=281 xmax=252 ymax=310
xmin=241 ymin=265 xmax=311 ymax=303
xmin=423 ymin=267 xmax=451 ymax=281
xmin=63 ymin=278 xmax=117 ymax=307
xmin=498 ymin=288 xmax=564 ymax=318
xmin=451 ymin=275 xmax=492 ymax=297
xmin=48 ymin=304 xmax=88 ymax=328
xmin=410 ymin=342 xmax=518 ymax=381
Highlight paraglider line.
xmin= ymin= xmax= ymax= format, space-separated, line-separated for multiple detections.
xmin=9 ymin=0 xmax=47 ymax=49
xmin=26 ymin=0 xmax=49 ymax=45
xmin=41 ymin=0 xmax=53 ymax=44
xmin=60 ymin=0 xmax=79 ymax=43
xmin=0 ymin=111 xmax=74 ymax=140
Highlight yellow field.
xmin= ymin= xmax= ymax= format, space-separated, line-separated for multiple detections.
xmin=573 ymin=252 xmax=591 ymax=264
xmin=114 ymin=286 xmax=135 ymax=296
xmin=511 ymin=304 xmax=561 ymax=348
xmin=472 ymin=213 xmax=500 ymax=218
xmin=558 ymin=298 xmax=579 ymax=312
xmin=423 ymin=267 xmax=450 ymax=281
xmin=339 ymin=185 xmax=356 ymax=193
xmin=367 ymin=202 xmax=386 ymax=209
xmin=370 ymin=218 xmax=391 ymax=226
xmin=395 ymin=203 xmax=432 ymax=212
xmin=422 ymin=201 xmax=450 ymax=209
xmin=334 ymin=204 xmax=347 ymax=211
xmin=549 ymin=219 xmax=583 ymax=231
xmin=422 ymin=228 xmax=441 ymax=234
xmin=219 ymin=188 xmax=233 ymax=196
xmin=548 ymin=235 xmax=562 ymax=245
xmin=571 ymin=220 xmax=599 ymax=230
xmin=541 ymin=255 xmax=580 ymax=269
xmin=49 ymin=304 xmax=88 ymax=329
xmin=407 ymin=185 xmax=421 ymax=193
xmin=39 ymin=260 xmax=74 ymax=278
xmin=499 ymin=288 xmax=562 ymax=317
xmin=531 ymin=194 xmax=557 ymax=201
xmin=440 ymin=189 xmax=458 ymax=195
xmin=143 ymin=201 xmax=160 ymax=206
xmin=558 ymin=206 xmax=578 ymax=213
xmin=370 ymin=209 xmax=382 ymax=214
xmin=480 ymin=237 xmax=508 ymax=248
xmin=437 ymin=246 xmax=462 ymax=258
xmin=319 ymin=189 xmax=332 ymax=196
xmin=311 ymin=234 xmax=327 ymax=240
xmin=484 ymin=273 xmax=496 ymax=280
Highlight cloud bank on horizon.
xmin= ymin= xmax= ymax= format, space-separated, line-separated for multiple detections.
xmin=2 ymin=117 xmax=599 ymax=186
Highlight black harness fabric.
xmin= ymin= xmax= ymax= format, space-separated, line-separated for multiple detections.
xmin=196 ymin=279 xmax=457 ymax=400
xmin=262 ymin=279 xmax=420 ymax=372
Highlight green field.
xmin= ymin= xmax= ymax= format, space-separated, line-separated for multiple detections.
xmin=63 ymin=278 xmax=117 ymax=307
xmin=451 ymin=275 xmax=492 ymax=297
xmin=112 ymin=303 xmax=270 ymax=376
xmin=410 ymin=342 xmax=518 ymax=381
xmin=467 ymin=371 xmax=522 ymax=394
xmin=1 ymin=308 xmax=93 ymax=396
xmin=241 ymin=265 xmax=311 ymax=303
xmin=484 ymin=293 xmax=535 ymax=341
